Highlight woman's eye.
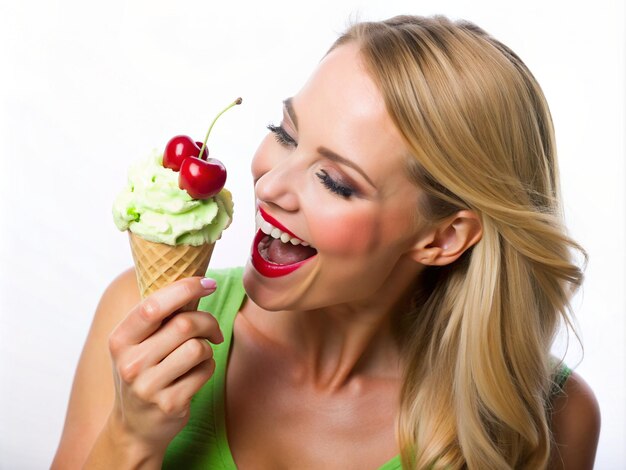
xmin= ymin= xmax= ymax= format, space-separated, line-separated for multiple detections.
xmin=266 ymin=124 xmax=354 ymax=198
xmin=267 ymin=124 xmax=297 ymax=147
xmin=316 ymin=170 xmax=354 ymax=198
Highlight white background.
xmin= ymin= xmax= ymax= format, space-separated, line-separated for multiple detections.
xmin=1 ymin=0 xmax=624 ymax=468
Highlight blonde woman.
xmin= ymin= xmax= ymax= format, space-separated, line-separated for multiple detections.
xmin=53 ymin=15 xmax=600 ymax=469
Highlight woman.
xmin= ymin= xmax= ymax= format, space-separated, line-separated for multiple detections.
xmin=53 ymin=15 xmax=600 ymax=469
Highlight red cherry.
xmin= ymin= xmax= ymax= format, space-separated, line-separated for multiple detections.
xmin=167 ymin=97 xmax=241 ymax=198
xmin=163 ymin=136 xmax=208 ymax=171
xmin=179 ymin=157 xmax=227 ymax=199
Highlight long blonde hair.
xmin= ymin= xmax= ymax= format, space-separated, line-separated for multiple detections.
xmin=332 ymin=15 xmax=586 ymax=469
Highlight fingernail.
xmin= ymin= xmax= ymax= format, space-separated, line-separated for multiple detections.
xmin=216 ymin=329 xmax=225 ymax=344
xmin=200 ymin=278 xmax=217 ymax=290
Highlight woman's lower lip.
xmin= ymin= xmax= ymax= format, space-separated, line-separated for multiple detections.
xmin=251 ymin=229 xmax=315 ymax=278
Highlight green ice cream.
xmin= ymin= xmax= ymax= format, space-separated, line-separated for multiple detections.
xmin=112 ymin=151 xmax=233 ymax=246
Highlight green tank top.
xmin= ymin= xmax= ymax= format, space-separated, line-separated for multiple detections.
xmin=162 ymin=267 xmax=402 ymax=469
xmin=162 ymin=267 xmax=570 ymax=469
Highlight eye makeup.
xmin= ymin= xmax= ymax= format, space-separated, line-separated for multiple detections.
xmin=266 ymin=123 xmax=357 ymax=198
xmin=267 ymin=123 xmax=297 ymax=147
xmin=315 ymin=170 xmax=355 ymax=198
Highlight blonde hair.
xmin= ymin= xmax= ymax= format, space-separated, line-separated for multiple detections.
xmin=332 ymin=15 xmax=586 ymax=469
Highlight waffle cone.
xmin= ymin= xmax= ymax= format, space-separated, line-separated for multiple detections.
xmin=128 ymin=231 xmax=215 ymax=312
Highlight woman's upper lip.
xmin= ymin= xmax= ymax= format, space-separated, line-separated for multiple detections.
xmin=258 ymin=206 xmax=301 ymax=240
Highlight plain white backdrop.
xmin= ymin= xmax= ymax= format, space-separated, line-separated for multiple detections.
xmin=1 ymin=0 xmax=624 ymax=468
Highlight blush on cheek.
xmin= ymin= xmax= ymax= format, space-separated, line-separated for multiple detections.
xmin=313 ymin=215 xmax=380 ymax=255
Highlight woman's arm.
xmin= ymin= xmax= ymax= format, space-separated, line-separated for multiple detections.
xmin=549 ymin=371 xmax=601 ymax=470
xmin=51 ymin=268 xmax=141 ymax=468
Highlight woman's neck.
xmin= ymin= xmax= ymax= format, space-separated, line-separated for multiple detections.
xmin=241 ymin=263 xmax=421 ymax=393
xmin=287 ymin=303 xmax=402 ymax=391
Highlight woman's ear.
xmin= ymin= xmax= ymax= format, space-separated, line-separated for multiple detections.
xmin=410 ymin=210 xmax=483 ymax=266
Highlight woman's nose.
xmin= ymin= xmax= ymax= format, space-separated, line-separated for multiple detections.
xmin=253 ymin=154 xmax=300 ymax=212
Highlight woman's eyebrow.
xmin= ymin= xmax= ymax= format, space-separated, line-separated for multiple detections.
xmin=283 ymin=97 xmax=298 ymax=129
xmin=317 ymin=147 xmax=376 ymax=189
xmin=283 ymin=96 xmax=375 ymax=189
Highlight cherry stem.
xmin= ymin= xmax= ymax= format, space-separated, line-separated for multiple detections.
xmin=199 ymin=97 xmax=243 ymax=159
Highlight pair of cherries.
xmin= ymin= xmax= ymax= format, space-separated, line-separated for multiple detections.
xmin=163 ymin=97 xmax=242 ymax=199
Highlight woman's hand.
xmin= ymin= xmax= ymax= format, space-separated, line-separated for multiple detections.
xmin=97 ymin=276 xmax=223 ymax=461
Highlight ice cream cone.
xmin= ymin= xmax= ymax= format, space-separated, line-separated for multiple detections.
xmin=128 ymin=231 xmax=215 ymax=312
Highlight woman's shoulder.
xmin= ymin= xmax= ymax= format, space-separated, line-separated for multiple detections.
xmin=104 ymin=267 xmax=141 ymax=301
xmin=88 ymin=267 xmax=141 ymax=332
xmin=549 ymin=371 xmax=601 ymax=469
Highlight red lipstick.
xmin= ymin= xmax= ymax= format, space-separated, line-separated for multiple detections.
xmin=251 ymin=230 xmax=315 ymax=278
xmin=251 ymin=207 xmax=317 ymax=278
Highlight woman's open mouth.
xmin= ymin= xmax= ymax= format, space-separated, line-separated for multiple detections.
xmin=251 ymin=209 xmax=318 ymax=277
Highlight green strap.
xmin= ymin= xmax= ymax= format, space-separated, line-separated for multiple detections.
xmin=552 ymin=362 xmax=572 ymax=395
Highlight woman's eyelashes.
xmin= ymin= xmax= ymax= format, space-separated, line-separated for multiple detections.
xmin=267 ymin=123 xmax=355 ymax=199
xmin=316 ymin=170 xmax=355 ymax=198
xmin=267 ymin=123 xmax=297 ymax=147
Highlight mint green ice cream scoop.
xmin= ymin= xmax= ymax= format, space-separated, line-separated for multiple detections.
xmin=112 ymin=151 xmax=233 ymax=246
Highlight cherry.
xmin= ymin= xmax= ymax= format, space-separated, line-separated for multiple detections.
xmin=174 ymin=97 xmax=242 ymax=199
xmin=179 ymin=157 xmax=227 ymax=199
xmin=163 ymin=136 xmax=208 ymax=171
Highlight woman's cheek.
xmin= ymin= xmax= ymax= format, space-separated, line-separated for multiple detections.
xmin=312 ymin=212 xmax=380 ymax=255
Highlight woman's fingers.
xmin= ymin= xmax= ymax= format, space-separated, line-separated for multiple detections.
xmin=136 ymin=359 xmax=217 ymax=419
xmin=110 ymin=277 xmax=217 ymax=348
xmin=119 ymin=311 xmax=223 ymax=385
xmin=156 ymin=359 xmax=217 ymax=415
xmin=133 ymin=338 xmax=215 ymax=399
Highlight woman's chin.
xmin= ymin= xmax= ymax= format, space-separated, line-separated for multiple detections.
xmin=242 ymin=260 xmax=290 ymax=311
xmin=242 ymin=258 xmax=322 ymax=312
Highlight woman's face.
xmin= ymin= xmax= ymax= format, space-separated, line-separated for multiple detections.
xmin=243 ymin=43 xmax=428 ymax=311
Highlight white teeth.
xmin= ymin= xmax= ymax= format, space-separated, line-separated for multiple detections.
xmin=261 ymin=221 xmax=273 ymax=235
xmin=255 ymin=211 xmax=313 ymax=248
